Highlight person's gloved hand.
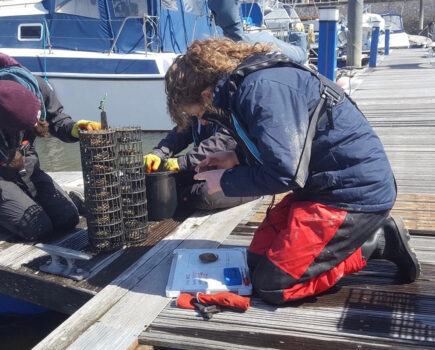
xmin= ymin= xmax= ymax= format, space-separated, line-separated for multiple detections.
xmin=294 ymin=22 xmax=305 ymax=32
xmin=176 ymin=292 xmax=250 ymax=311
xmin=163 ymin=158 xmax=180 ymax=171
xmin=197 ymin=292 xmax=250 ymax=311
xmin=143 ymin=153 xmax=161 ymax=173
xmin=71 ymin=120 xmax=101 ymax=138
xmin=176 ymin=293 xmax=196 ymax=310
xmin=308 ymin=23 xmax=315 ymax=43
xmin=7 ymin=150 xmax=24 ymax=169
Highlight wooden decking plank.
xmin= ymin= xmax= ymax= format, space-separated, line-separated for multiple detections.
xmin=140 ymin=48 xmax=435 ymax=350
xmin=30 ymin=48 xmax=435 ymax=349
xmin=141 ymin=264 xmax=435 ymax=349
xmin=66 ymin=199 xmax=264 ymax=350
xmin=140 ymin=230 xmax=435 ymax=348
xmin=142 ymin=287 xmax=435 ymax=349
xmin=0 ymin=242 xmax=35 ymax=266
xmin=33 ymin=212 xmax=214 ymax=350
xmin=34 ymin=198 xmax=264 ymax=350
xmin=3 ymin=229 xmax=88 ymax=270
xmin=0 ymin=200 xmax=194 ymax=311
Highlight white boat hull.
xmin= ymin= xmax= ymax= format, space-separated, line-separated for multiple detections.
xmin=2 ymin=48 xmax=178 ymax=131
xmin=48 ymin=76 xmax=172 ymax=131
xmin=378 ymin=32 xmax=410 ymax=50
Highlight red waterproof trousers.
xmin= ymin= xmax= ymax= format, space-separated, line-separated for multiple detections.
xmin=248 ymin=193 xmax=387 ymax=304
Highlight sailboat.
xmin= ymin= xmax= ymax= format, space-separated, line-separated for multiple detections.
xmin=0 ymin=0 xmax=219 ymax=130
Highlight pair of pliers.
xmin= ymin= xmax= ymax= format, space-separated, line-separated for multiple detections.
xmin=193 ymin=303 xmax=221 ymax=320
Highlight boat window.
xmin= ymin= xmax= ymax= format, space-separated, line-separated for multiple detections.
xmin=113 ymin=0 xmax=148 ymax=17
xmin=55 ymin=0 xmax=99 ymax=19
xmin=18 ymin=24 xmax=43 ymax=41
xmin=382 ymin=15 xmax=403 ymax=31
xmin=161 ymin=0 xmax=177 ymax=11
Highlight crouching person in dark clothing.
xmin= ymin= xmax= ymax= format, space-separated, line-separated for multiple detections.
xmin=143 ymin=117 xmax=258 ymax=210
xmin=164 ymin=39 xmax=421 ymax=305
xmin=0 ymin=53 xmax=101 ymax=240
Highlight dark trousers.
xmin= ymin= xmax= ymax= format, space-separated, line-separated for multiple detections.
xmin=0 ymin=168 xmax=79 ymax=240
xmin=248 ymin=193 xmax=389 ymax=305
xmin=176 ymin=171 xmax=259 ymax=211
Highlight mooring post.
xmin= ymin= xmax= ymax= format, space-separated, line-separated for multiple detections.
xmin=385 ymin=27 xmax=390 ymax=56
xmin=346 ymin=0 xmax=363 ymax=68
xmin=318 ymin=6 xmax=339 ymax=81
xmin=369 ymin=20 xmax=381 ymax=67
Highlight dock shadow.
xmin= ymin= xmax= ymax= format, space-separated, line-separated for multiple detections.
xmin=387 ymin=62 xmax=433 ymax=70
xmin=338 ymin=287 xmax=435 ymax=345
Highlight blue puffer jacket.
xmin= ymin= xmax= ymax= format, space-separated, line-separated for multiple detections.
xmin=213 ymin=55 xmax=396 ymax=212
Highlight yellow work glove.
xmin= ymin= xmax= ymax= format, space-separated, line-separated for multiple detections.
xmin=163 ymin=158 xmax=180 ymax=172
xmin=71 ymin=120 xmax=102 ymax=138
xmin=143 ymin=153 xmax=161 ymax=173
xmin=294 ymin=22 xmax=305 ymax=33
xmin=308 ymin=24 xmax=315 ymax=44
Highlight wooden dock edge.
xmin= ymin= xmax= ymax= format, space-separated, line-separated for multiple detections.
xmin=34 ymin=197 xmax=266 ymax=350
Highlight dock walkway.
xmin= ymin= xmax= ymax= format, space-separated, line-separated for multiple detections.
xmin=35 ymin=48 xmax=435 ymax=349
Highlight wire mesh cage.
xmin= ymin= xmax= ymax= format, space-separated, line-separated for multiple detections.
xmin=122 ymin=202 xmax=148 ymax=218
xmin=116 ymin=127 xmax=149 ymax=243
xmin=79 ymin=130 xmax=117 ymax=148
xmin=124 ymin=223 xmax=149 ymax=242
xmin=83 ymin=171 xmax=120 ymax=189
xmin=79 ymin=129 xmax=125 ymax=251
xmin=90 ymin=237 xmax=124 ymax=252
xmin=87 ymin=197 xmax=122 ymax=214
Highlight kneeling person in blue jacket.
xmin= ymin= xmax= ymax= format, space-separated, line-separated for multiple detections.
xmin=163 ymin=39 xmax=421 ymax=305
xmin=143 ymin=117 xmax=258 ymax=210
xmin=0 ymin=53 xmax=100 ymax=240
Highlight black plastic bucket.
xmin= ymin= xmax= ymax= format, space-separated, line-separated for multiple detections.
xmin=145 ymin=171 xmax=178 ymax=221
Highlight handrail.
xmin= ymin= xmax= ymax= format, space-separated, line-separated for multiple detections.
xmin=109 ymin=14 xmax=160 ymax=55
xmin=109 ymin=15 xmax=142 ymax=54
xmin=143 ymin=15 xmax=160 ymax=54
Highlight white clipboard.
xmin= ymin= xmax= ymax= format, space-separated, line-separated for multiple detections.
xmin=165 ymin=248 xmax=252 ymax=297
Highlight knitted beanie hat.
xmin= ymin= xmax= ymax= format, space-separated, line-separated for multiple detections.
xmin=0 ymin=79 xmax=41 ymax=130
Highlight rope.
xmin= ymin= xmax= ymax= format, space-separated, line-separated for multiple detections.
xmin=42 ymin=18 xmax=49 ymax=82
xmin=265 ymin=194 xmax=279 ymax=233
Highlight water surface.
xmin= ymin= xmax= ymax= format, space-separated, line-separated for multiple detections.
xmin=35 ymin=132 xmax=169 ymax=172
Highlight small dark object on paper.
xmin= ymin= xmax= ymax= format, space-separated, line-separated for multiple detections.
xmin=199 ymin=252 xmax=219 ymax=263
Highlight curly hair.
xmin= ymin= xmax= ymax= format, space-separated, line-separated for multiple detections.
xmin=165 ymin=38 xmax=273 ymax=129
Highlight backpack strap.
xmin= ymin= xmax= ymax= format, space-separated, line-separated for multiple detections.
xmin=0 ymin=65 xmax=47 ymax=120
xmin=225 ymin=52 xmax=348 ymax=188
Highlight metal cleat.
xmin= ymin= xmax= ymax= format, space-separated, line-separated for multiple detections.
xmin=35 ymin=243 xmax=93 ymax=281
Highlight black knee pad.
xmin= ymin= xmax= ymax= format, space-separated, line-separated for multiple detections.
xmin=247 ymin=250 xmax=263 ymax=270
xmin=52 ymin=207 xmax=79 ymax=231
xmin=251 ymin=256 xmax=300 ymax=305
xmin=17 ymin=204 xmax=53 ymax=240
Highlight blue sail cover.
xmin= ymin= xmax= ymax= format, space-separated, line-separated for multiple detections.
xmin=41 ymin=0 xmax=115 ymax=52
xmin=0 ymin=0 xmax=218 ymax=54
xmin=158 ymin=0 xmax=218 ymax=53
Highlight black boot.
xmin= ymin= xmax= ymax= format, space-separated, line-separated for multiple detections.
xmin=361 ymin=225 xmax=383 ymax=261
xmin=69 ymin=190 xmax=87 ymax=216
xmin=361 ymin=216 xmax=421 ymax=282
